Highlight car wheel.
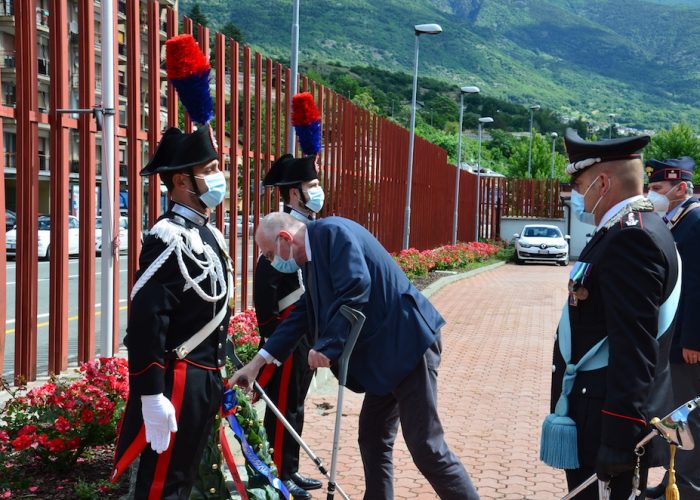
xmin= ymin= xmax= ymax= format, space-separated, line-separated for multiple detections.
xmin=514 ymin=255 xmax=523 ymax=265
xmin=42 ymin=245 xmax=50 ymax=261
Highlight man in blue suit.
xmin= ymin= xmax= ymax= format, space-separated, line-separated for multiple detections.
xmin=232 ymin=212 xmax=479 ymax=499
xmin=646 ymin=156 xmax=700 ymax=499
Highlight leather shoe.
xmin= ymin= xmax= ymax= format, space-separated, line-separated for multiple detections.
xmin=284 ymin=480 xmax=312 ymax=499
xmin=645 ymin=482 xmax=666 ymax=499
xmin=290 ymin=471 xmax=322 ymax=490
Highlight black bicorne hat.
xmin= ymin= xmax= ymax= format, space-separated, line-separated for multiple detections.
xmin=263 ymin=154 xmax=317 ymax=187
xmin=140 ymin=124 xmax=218 ymax=176
xmin=564 ymin=128 xmax=650 ymax=176
xmin=645 ymin=156 xmax=696 ymax=183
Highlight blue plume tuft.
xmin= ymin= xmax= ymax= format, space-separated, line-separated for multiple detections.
xmin=170 ymin=71 xmax=214 ymax=126
xmin=295 ymin=120 xmax=322 ymax=156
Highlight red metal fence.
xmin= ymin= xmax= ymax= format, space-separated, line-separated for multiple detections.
xmin=1 ymin=2 xmax=487 ymax=383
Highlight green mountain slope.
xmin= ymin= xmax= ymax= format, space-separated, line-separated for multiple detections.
xmin=180 ymin=0 xmax=700 ymax=130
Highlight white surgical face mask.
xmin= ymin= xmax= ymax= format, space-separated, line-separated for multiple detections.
xmin=271 ymin=238 xmax=299 ymax=274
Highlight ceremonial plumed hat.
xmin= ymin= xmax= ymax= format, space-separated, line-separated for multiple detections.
xmin=140 ymin=124 xmax=218 ymax=176
xmin=564 ymin=128 xmax=650 ymax=176
xmin=263 ymin=154 xmax=317 ymax=187
xmin=645 ymin=156 xmax=696 ymax=183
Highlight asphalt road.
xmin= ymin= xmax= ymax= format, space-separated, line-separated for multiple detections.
xmin=3 ymin=239 xmax=257 ymax=381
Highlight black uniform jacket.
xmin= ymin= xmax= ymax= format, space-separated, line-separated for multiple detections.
xmin=254 ymin=255 xmax=304 ymax=341
xmin=124 ymin=206 xmax=231 ymax=396
xmin=550 ymin=208 xmax=678 ymax=468
xmin=668 ymin=197 xmax=700 ymax=363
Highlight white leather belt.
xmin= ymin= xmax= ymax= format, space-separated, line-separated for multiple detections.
xmin=277 ymin=287 xmax=305 ymax=312
xmin=173 ymin=304 xmax=227 ymax=360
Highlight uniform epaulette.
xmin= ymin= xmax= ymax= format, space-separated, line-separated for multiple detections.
xmin=149 ymin=217 xmax=204 ymax=254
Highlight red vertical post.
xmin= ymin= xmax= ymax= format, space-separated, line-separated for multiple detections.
xmin=241 ymin=47 xmax=251 ymax=310
xmin=48 ymin=0 xmax=70 ymax=373
xmin=14 ymin=0 xmax=39 ymax=382
xmin=0 ymin=90 xmax=5 ymax=376
xmin=126 ymin=0 xmax=143 ymax=300
xmin=166 ymin=7 xmax=178 ymax=128
xmin=228 ymin=40 xmax=239 ymax=310
xmin=253 ymin=52 xmax=262 ymax=264
xmin=284 ymin=67 xmax=290 ymax=154
xmin=181 ymin=17 xmax=193 ymax=132
xmin=77 ymin=0 xmax=96 ymax=364
xmin=263 ymin=57 xmax=272 ymax=216
xmin=214 ymin=32 xmax=225 ymax=234
xmin=147 ymin=0 xmax=161 ymax=227
xmin=274 ymin=64 xmax=282 ymax=161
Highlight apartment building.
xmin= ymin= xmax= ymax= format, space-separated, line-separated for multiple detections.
xmin=0 ymin=0 xmax=177 ymax=216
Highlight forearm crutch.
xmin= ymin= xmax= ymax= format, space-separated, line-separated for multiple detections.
xmin=327 ymin=305 xmax=365 ymax=500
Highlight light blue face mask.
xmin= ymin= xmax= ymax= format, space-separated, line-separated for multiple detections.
xmin=571 ymin=176 xmax=600 ymax=225
xmin=195 ymin=172 xmax=227 ymax=209
xmin=271 ymin=238 xmax=299 ymax=274
xmin=304 ymin=186 xmax=325 ymax=213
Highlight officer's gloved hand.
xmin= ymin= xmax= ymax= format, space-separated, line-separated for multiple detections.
xmin=595 ymin=443 xmax=636 ymax=481
xmin=141 ymin=394 xmax=178 ymax=454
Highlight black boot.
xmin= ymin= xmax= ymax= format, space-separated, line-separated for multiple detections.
xmin=284 ymin=479 xmax=312 ymax=499
xmin=290 ymin=472 xmax=322 ymax=491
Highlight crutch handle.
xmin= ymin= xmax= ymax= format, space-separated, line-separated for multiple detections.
xmin=337 ymin=305 xmax=366 ymax=387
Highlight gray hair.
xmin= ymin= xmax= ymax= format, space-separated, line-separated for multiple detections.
xmin=256 ymin=211 xmax=303 ymax=241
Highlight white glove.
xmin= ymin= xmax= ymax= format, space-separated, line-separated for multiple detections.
xmin=141 ymin=394 xmax=178 ymax=454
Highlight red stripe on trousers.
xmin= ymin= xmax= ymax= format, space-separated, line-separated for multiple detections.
xmin=111 ymin=425 xmax=147 ymax=484
xmin=257 ymin=363 xmax=276 ymax=390
xmin=148 ymin=361 xmax=188 ymax=500
xmin=273 ymin=355 xmax=294 ymax=475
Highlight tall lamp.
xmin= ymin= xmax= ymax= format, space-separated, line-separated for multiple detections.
xmin=402 ymin=23 xmax=442 ymax=250
xmin=527 ymin=104 xmax=540 ymax=177
xmin=475 ymin=116 xmax=493 ymax=242
xmin=452 ymin=85 xmax=480 ymax=244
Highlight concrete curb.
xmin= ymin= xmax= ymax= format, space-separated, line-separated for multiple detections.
xmin=421 ymin=260 xmax=507 ymax=298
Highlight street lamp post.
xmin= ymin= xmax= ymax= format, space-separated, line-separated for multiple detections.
xmin=549 ymin=132 xmax=558 ymax=218
xmin=403 ymin=23 xmax=442 ymax=250
xmin=452 ymin=85 xmax=480 ymax=245
xmin=527 ymin=104 xmax=540 ymax=177
xmin=608 ymin=113 xmax=615 ymax=140
xmin=475 ymin=116 xmax=493 ymax=242
xmin=287 ymin=0 xmax=300 ymax=154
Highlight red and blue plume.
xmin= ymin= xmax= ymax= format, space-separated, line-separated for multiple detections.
xmin=292 ymin=92 xmax=322 ymax=156
xmin=165 ymin=34 xmax=213 ymax=125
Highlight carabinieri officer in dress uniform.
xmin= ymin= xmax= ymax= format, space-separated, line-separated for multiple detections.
xmin=111 ymin=123 xmax=233 ymax=499
xmin=541 ymin=129 xmax=679 ymax=500
xmin=645 ymin=156 xmax=700 ymax=499
xmin=253 ymin=153 xmax=324 ymax=499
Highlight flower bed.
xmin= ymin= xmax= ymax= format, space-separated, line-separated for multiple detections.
xmin=393 ymin=241 xmax=505 ymax=280
xmin=0 ymin=357 xmax=130 ymax=498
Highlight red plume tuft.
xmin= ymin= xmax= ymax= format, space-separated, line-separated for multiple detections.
xmin=292 ymin=92 xmax=321 ymax=126
xmin=165 ymin=34 xmax=210 ymax=81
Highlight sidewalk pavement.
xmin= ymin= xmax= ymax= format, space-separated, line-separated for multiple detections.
xmin=299 ymin=262 xmax=572 ymax=499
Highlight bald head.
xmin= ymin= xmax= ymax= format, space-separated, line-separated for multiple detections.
xmin=256 ymin=212 xmax=308 ymax=265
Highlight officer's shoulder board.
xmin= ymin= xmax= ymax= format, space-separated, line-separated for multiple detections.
xmin=149 ymin=217 xmax=205 ymax=254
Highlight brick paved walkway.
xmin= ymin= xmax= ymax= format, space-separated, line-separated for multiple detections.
xmin=298 ymin=262 xmax=571 ymax=499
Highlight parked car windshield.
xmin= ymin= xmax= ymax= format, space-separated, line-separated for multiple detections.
xmin=37 ymin=216 xmax=51 ymax=231
xmin=523 ymin=227 xmax=561 ymax=238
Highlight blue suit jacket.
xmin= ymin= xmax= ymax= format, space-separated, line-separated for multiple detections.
xmin=262 ymin=217 xmax=445 ymax=395
xmin=669 ymin=197 xmax=700 ymax=362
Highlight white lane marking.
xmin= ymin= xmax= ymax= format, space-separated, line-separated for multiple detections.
xmin=7 ymin=268 xmax=128 ymax=286
xmin=5 ymin=299 xmax=129 ymax=326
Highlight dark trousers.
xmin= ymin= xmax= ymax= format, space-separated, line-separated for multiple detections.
xmin=133 ymin=361 xmax=223 ymax=500
xmin=654 ymin=362 xmax=700 ymax=499
xmin=566 ymin=466 xmax=648 ymax=500
xmin=260 ymin=336 xmax=314 ymax=480
xmin=358 ymin=336 xmax=479 ymax=500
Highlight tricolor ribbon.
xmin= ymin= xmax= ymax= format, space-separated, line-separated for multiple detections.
xmin=222 ymin=389 xmax=291 ymax=499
